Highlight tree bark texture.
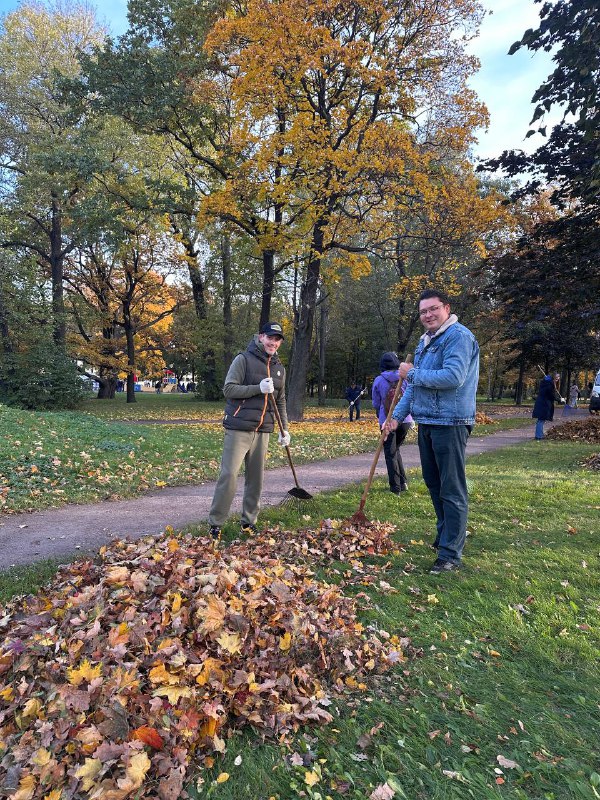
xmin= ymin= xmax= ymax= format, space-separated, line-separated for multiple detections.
xmin=50 ymin=193 xmax=66 ymax=347
xmin=286 ymin=224 xmax=324 ymax=420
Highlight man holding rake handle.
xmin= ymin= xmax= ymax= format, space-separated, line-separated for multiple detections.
xmin=208 ymin=322 xmax=290 ymax=539
xmin=383 ymin=290 xmax=480 ymax=574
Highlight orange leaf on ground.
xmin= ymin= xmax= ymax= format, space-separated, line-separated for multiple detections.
xmin=133 ymin=726 xmax=164 ymax=750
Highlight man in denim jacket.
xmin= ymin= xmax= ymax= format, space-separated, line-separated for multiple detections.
xmin=383 ymin=289 xmax=479 ymax=573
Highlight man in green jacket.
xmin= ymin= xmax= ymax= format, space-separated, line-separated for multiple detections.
xmin=208 ymin=322 xmax=290 ymax=538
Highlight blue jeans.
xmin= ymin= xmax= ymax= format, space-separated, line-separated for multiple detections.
xmin=418 ymin=424 xmax=470 ymax=564
xmin=535 ymin=419 xmax=545 ymax=439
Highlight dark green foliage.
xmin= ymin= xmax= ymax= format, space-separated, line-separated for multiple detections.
xmin=481 ymin=1 xmax=600 ymax=373
xmin=0 ymin=339 xmax=86 ymax=410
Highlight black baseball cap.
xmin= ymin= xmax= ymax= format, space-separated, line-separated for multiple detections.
xmin=259 ymin=321 xmax=285 ymax=339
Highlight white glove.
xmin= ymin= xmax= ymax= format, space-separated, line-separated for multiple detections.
xmin=259 ymin=377 xmax=274 ymax=394
xmin=278 ymin=430 xmax=291 ymax=447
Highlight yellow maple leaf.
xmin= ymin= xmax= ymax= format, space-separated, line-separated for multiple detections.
xmin=43 ymin=790 xmax=62 ymax=800
xmin=216 ymin=630 xmax=242 ymax=654
xmin=31 ymin=748 xmax=51 ymax=766
xmin=12 ymin=774 xmax=36 ymax=800
xmin=126 ymin=752 xmax=151 ymax=787
xmin=67 ymin=659 xmax=102 ymax=687
xmin=148 ymin=662 xmax=179 ymax=685
xmin=304 ymin=770 xmax=320 ymax=787
xmin=198 ymin=595 xmax=227 ymax=634
xmin=171 ymin=593 xmax=182 ymax=614
xmin=22 ymin=698 xmax=42 ymax=718
xmin=195 ymin=657 xmax=225 ymax=687
xmin=104 ymin=566 xmax=130 ymax=585
xmin=216 ymin=773 xmax=230 ymax=784
xmin=199 ymin=717 xmax=219 ymax=738
xmin=153 ymin=685 xmax=192 ymax=704
xmin=0 ymin=686 xmax=14 ymax=701
xmin=76 ymin=758 xmax=102 ymax=791
xmin=279 ymin=631 xmax=292 ymax=651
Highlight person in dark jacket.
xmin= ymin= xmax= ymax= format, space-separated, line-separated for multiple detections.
xmin=372 ymin=352 xmax=413 ymax=493
xmin=345 ymin=382 xmax=363 ymax=420
xmin=208 ymin=322 xmax=289 ymax=538
xmin=533 ymin=373 xmax=562 ymax=439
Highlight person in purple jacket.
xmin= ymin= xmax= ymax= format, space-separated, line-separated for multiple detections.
xmin=372 ymin=351 xmax=413 ymax=494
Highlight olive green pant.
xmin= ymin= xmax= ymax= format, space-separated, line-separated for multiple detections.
xmin=208 ymin=429 xmax=270 ymax=527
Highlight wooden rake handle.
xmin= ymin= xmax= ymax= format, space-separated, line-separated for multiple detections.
xmin=356 ymin=354 xmax=413 ymax=514
xmin=269 ymin=393 xmax=302 ymax=490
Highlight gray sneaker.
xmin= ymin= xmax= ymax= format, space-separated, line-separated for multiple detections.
xmin=429 ymin=558 xmax=460 ymax=574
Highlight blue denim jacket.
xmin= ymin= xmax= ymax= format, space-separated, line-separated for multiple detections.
xmin=392 ymin=321 xmax=479 ymax=426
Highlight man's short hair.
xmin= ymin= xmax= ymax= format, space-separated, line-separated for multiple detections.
xmin=418 ymin=288 xmax=451 ymax=306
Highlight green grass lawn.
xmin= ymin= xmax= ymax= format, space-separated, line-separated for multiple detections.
xmin=183 ymin=440 xmax=599 ymax=800
xmin=2 ymin=439 xmax=598 ymax=797
xmin=0 ymin=400 xmax=532 ymax=514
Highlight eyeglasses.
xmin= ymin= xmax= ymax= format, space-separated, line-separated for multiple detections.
xmin=419 ymin=304 xmax=444 ymax=317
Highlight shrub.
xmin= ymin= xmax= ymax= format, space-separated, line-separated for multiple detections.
xmin=0 ymin=341 xmax=86 ymax=410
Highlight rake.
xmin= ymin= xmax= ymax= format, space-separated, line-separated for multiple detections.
xmin=536 ymin=365 xmax=568 ymax=412
xmin=350 ymin=355 xmax=412 ymax=526
xmin=339 ymin=387 xmax=366 ymax=420
xmin=269 ymin=394 xmax=313 ymax=504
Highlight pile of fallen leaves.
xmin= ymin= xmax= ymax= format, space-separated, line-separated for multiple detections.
xmin=0 ymin=522 xmax=409 ymax=799
xmin=546 ymin=417 xmax=600 ymax=443
xmin=475 ymin=411 xmax=496 ymax=425
xmin=581 ymin=452 xmax=600 ymax=471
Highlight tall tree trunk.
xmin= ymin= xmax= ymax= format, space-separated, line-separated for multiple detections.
xmin=286 ymin=224 xmax=324 ymax=421
xmin=222 ymin=233 xmax=234 ymax=367
xmin=515 ymin=356 xmax=526 ymax=405
xmin=317 ymin=290 xmax=328 ymax=407
xmin=0 ymin=283 xmax=13 ymax=356
xmin=50 ymin=193 xmax=66 ymax=347
xmin=259 ymin=108 xmax=285 ymax=327
xmin=170 ymin=217 xmax=206 ymax=320
xmin=188 ymin=262 xmax=207 ymax=319
xmin=124 ymin=314 xmax=136 ymax=403
xmin=260 ymin=249 xmax=276 ymax=328
xmin=97 ymin=373 xmax=117 ymax=399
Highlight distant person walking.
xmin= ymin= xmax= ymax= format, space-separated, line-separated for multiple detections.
xmin=568 ymin=382 xmax=580 ymax=408
xmin=533 ymin=373 xmax=562 ymax=439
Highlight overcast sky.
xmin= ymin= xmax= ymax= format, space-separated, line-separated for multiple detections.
xmin=0 ymin=0 xmax=556 ymax=162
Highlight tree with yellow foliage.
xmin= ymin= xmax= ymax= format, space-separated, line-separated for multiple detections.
xmin=207 ymin=0 xmax=488 ymax=418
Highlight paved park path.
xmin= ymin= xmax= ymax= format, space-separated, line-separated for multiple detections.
xmin=0 ymin=412 xmax=586 ymax=570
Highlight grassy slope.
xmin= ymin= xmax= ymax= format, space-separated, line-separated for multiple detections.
xmin=0 ymin=398 xmax=531 ymax=514
xmin=188 ymin=441 xmax=600 ymax=800
xmin=0 ymin=429 xmax=598 ymax=797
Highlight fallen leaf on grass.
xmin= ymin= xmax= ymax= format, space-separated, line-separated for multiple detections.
xmin=497 ymin=755 xmax=520 ymax=769
xmin=305 ymin=770 xmax=320 ymax=786
xmin=369 ymin=783 xmax=395 ymax=799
